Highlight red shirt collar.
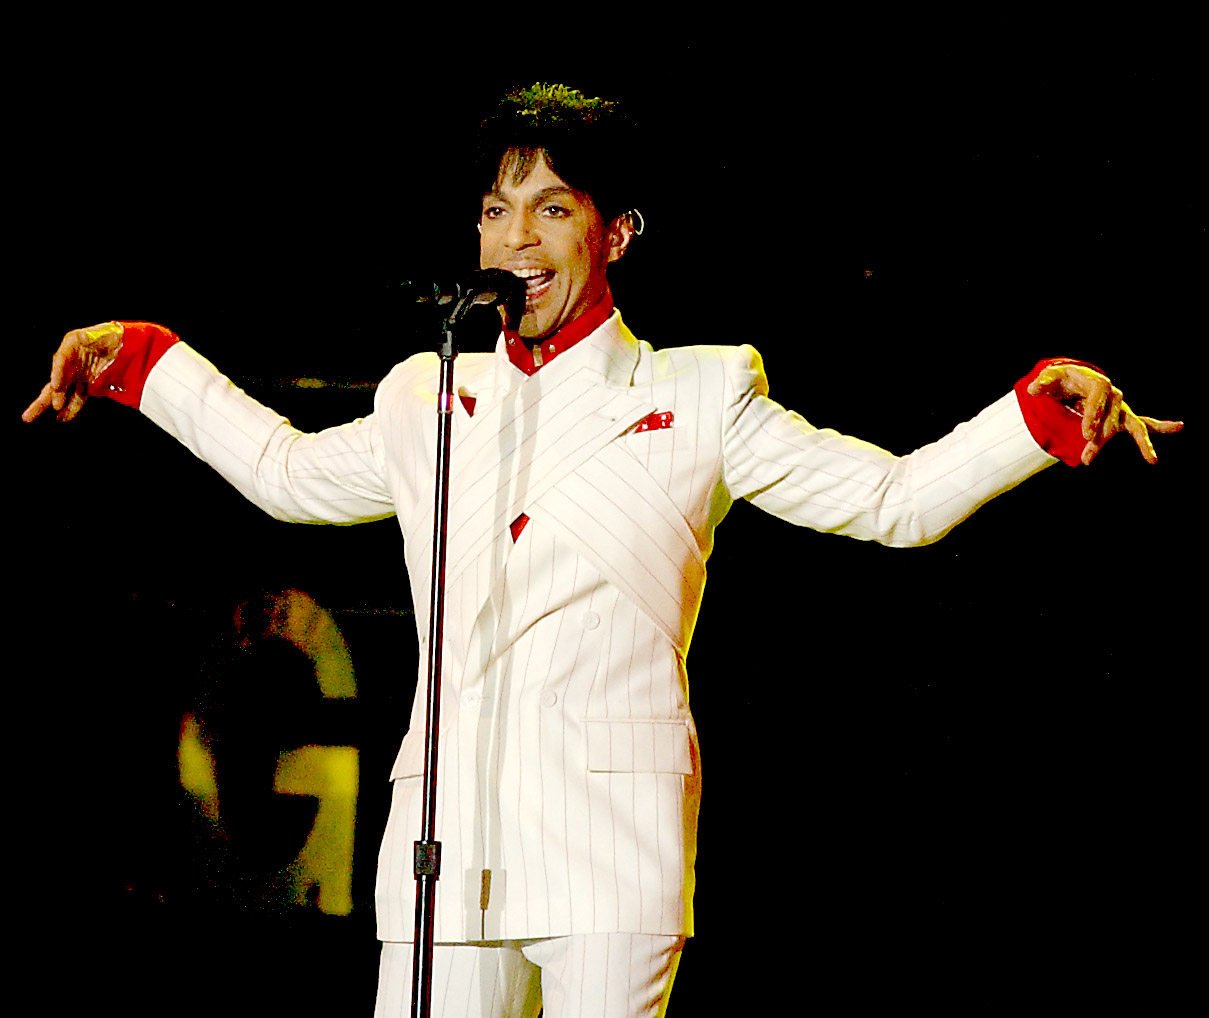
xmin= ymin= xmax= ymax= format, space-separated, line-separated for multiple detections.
xmin=503 ymin=293 xmax=615 ymax=376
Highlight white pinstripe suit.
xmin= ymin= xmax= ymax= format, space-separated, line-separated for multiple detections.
xmin=138 ymin=309 xmax=1055 ymax=946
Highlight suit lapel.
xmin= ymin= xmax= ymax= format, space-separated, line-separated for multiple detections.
xmin=408 ymin=317 xmax=656 ymax=618
xmin=444 ymin=361 xmax=655 ymax=588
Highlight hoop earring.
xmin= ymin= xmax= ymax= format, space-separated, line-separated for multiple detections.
xmin=627 ymin=209 xmax=645 ymax=236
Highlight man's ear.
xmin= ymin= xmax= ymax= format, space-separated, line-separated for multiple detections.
xmin=606 ymin=213 xmax=636 ymax=264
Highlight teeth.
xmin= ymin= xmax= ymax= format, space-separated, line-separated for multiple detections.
xmin=510 ymin=268 xmax=551 ymax=279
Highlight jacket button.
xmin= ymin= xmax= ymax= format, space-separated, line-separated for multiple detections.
xmin=582 ymin=611 xmax=601 ymax=630
xmin=540 ymin=690 xmax=558 ymax=707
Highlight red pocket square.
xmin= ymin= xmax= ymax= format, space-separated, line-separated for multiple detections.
xmin=631 ymin=411 xmax=674 ymax=433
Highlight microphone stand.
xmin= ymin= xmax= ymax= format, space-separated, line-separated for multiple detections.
xmin=411 ymin=271 xmax=524 ymax=1018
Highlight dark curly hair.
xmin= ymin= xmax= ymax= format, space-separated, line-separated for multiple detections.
xmin=474 ymin=82 xmax=642 ymax=224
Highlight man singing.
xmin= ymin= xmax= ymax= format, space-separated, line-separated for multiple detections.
xmin=23 ymin=82 xmax=1181 ymax=1018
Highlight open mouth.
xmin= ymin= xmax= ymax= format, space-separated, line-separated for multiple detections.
xmin=509 ymin=267 xmax=555 ymax=306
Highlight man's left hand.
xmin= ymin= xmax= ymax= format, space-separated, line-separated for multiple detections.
xmin=1027 ymin=363 xmax=1183 ymax=465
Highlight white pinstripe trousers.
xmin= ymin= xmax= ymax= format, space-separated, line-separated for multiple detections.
xmin=373 ymin=934 xmax=684 ymax=1018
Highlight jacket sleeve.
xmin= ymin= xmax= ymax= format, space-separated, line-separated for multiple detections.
xmin=719 ymin=345 xmax=1056 ymax=547
xmin=139 ymin=342 xmax=396 ymax=524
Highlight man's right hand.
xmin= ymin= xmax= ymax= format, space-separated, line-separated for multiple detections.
xmin=23 ymin=321 xmax=125 ymax=423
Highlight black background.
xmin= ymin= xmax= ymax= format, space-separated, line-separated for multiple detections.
xmin=10 ymin=13 xmax=1202 ymax=1015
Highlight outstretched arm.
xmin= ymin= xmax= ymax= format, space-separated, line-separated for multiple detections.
xmin=722 ymin=348 xmax=1185 ymax=548
xmin=23 ymin=319 xmax=396 ymax=524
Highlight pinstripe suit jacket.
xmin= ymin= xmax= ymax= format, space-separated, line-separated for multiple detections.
xmin=139 ymin=309 xmax=1055 ymax=943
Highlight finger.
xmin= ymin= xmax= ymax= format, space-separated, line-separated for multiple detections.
xmin=48 ymin=345 xmax=77 ymax=394
xmin=58 ymin=390 xmax=87 ymax=423
xmin=1122 ymin=410 xmax=1159 ymax=465
xmin=1099 ymin=388 xmax=1125 ymax=442
xmin=1137 ymin=415 xmax=1185 ymax=435
xmin=1080 ymin=381 xmax=1113 ymax=441
xmin=1083 ymin=386 xmax=1134 ymax=464
xmin=1026 ymin=364 xmax=1067 ymax=396
xmin=21 ymin=384 xmax=56 ymax=423
xmin=1080 ymin=436 xmax=1104 ymax=466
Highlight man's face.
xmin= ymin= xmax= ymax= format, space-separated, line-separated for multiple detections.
xmin=479 ymin=150 xmax=629 ymax=340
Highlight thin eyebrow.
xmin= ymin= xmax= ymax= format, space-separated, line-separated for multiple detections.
xmin=528 ymin=186 xmax=578 ymax=207
xmin=481 ymin=185 xmax=579 ymax=209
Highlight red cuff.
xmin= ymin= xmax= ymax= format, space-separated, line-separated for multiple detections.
xmin=89 ymin=321 xmax=180 ymax=409
xmin=1013 ymin=357 xmax=1104 ymax=467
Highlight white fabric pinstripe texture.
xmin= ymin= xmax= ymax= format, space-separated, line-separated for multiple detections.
xmin=374 ymin=934 xmax=683 ymax=1018
xmin=139 ymin=311 xmax=1056 ymax=947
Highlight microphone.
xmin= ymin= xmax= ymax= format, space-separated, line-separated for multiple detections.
xmin=403 ymin=269 xmax=526 ymax=331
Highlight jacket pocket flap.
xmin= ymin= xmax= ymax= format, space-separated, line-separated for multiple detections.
xmin=389 ymin=734 xmax=425 ymax=781
xmin=585 ymin=719 xmax=692 ymax=774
